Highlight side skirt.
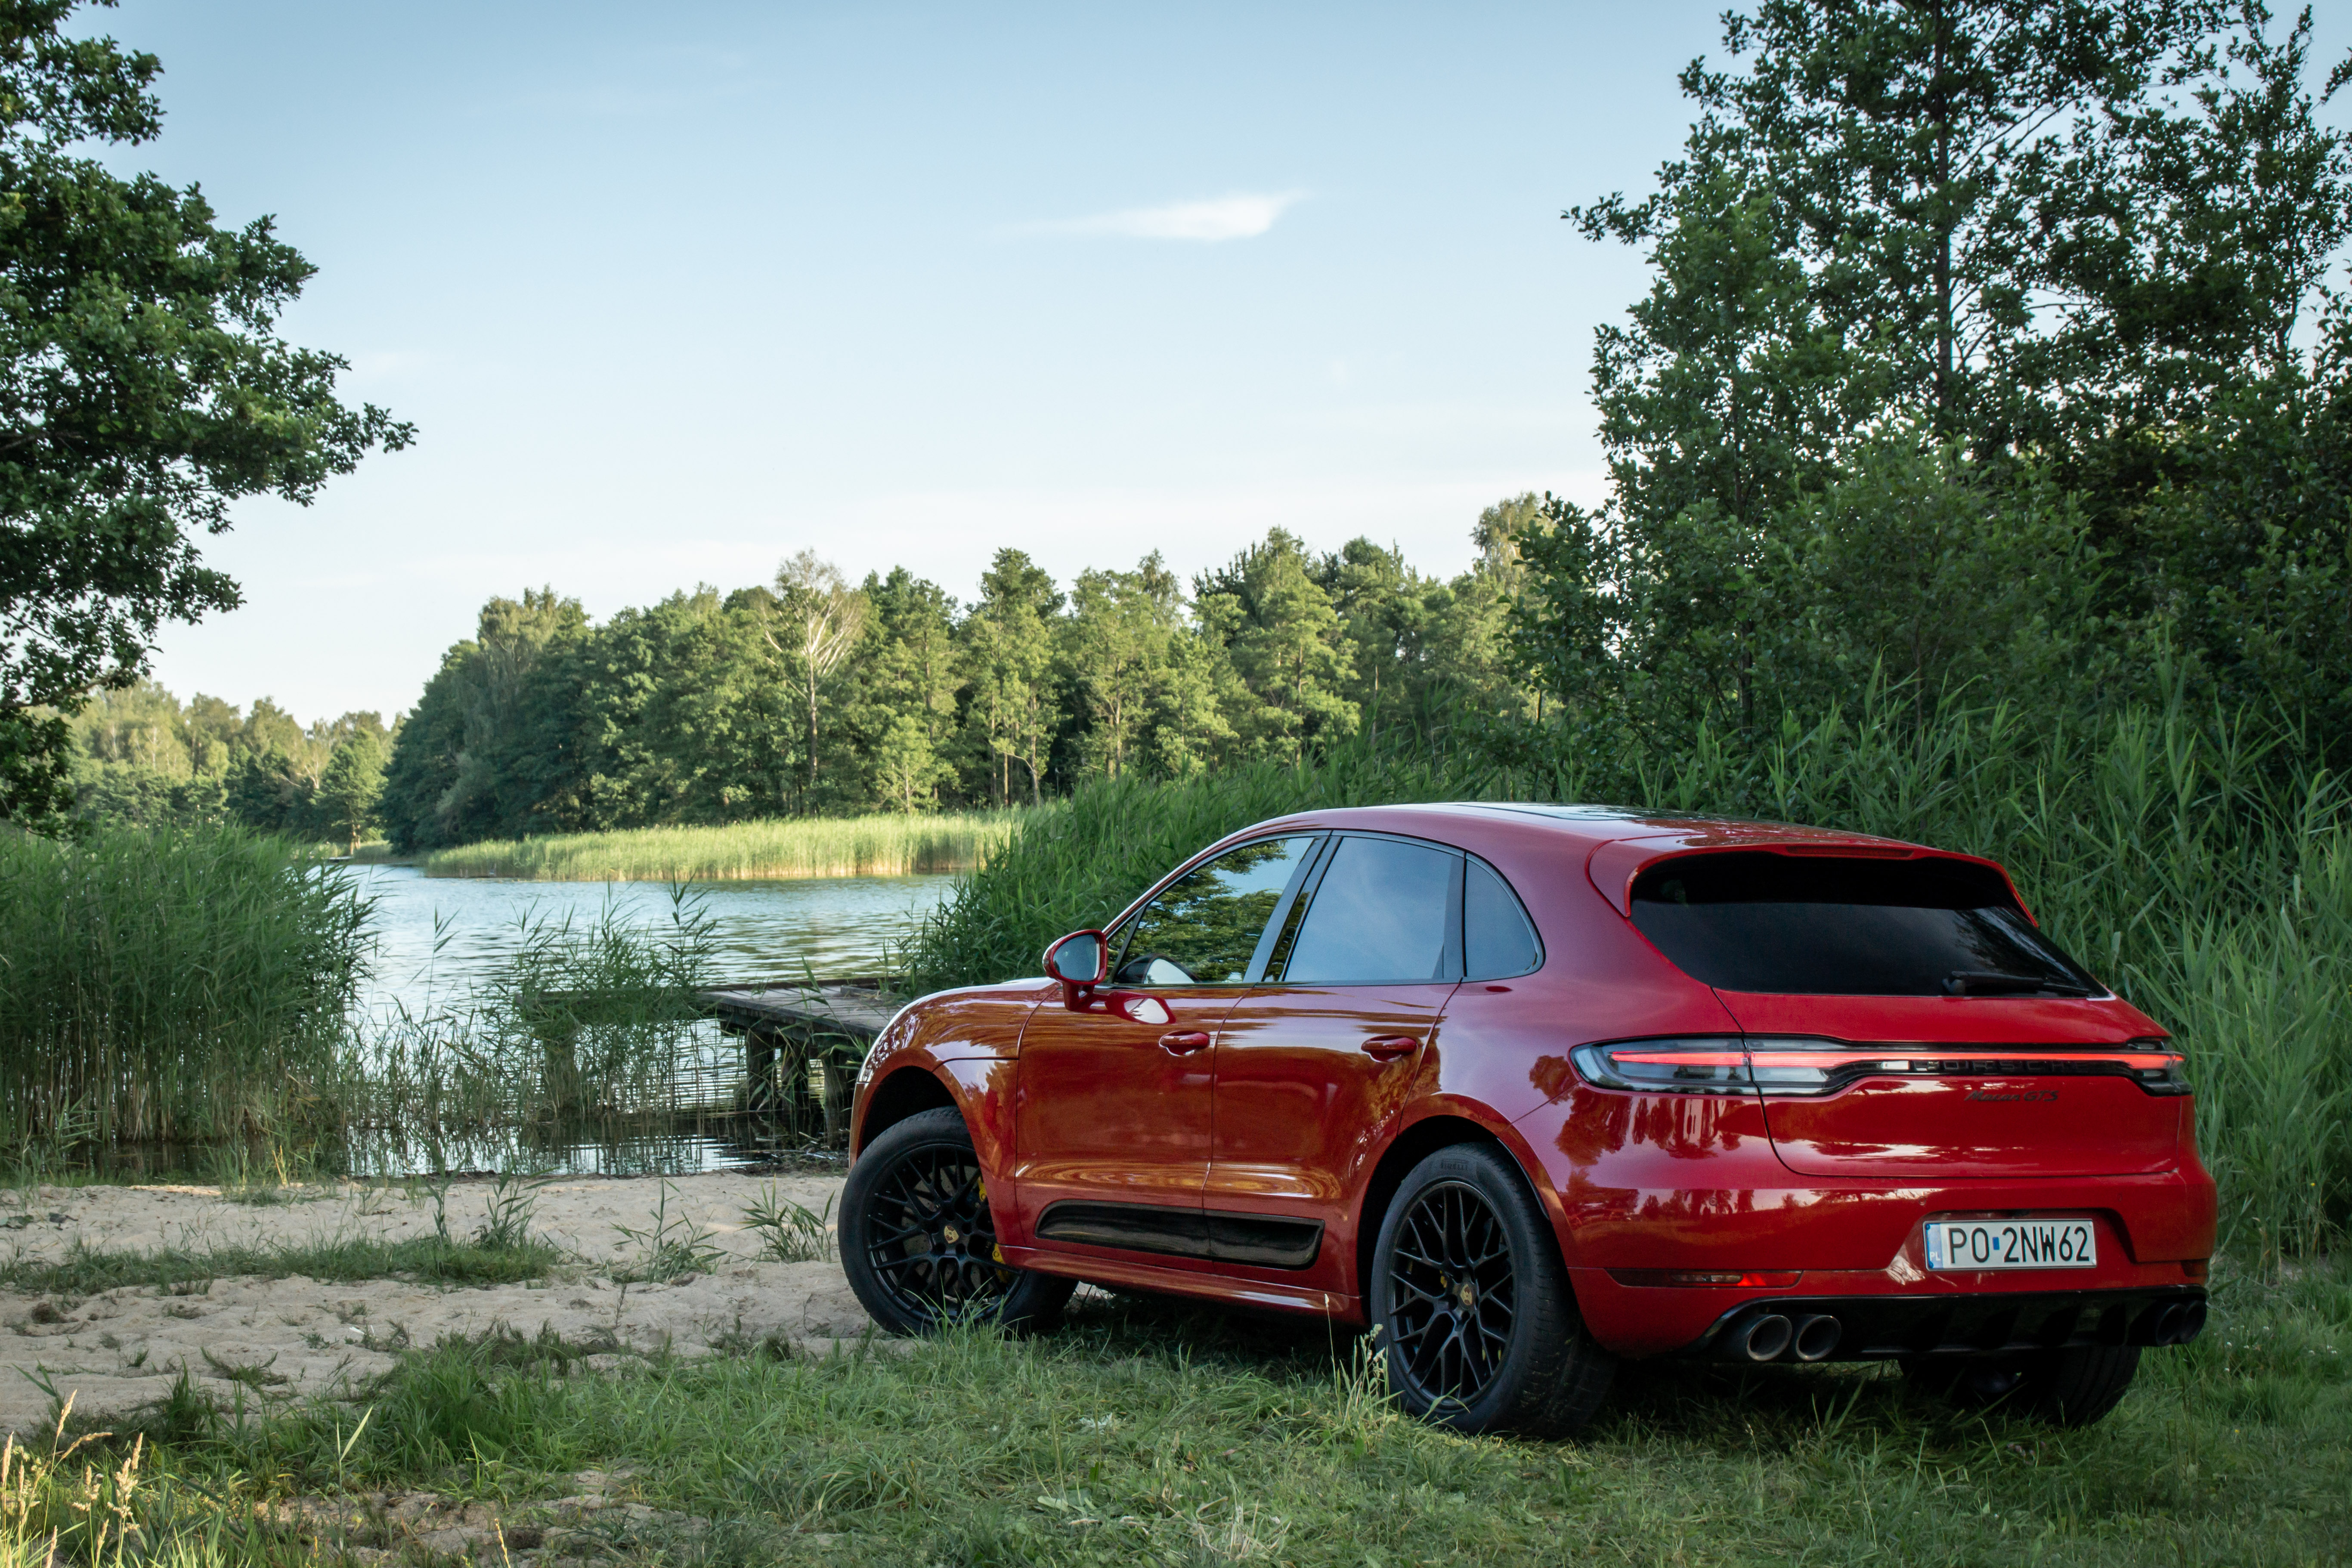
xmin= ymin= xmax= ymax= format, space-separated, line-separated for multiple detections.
xmin=1034 ymin=1200 xmax=1324 ymax=1269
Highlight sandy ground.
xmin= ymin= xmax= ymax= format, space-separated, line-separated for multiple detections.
xmin=0 ymin=1172 xmax=866 ymax=1436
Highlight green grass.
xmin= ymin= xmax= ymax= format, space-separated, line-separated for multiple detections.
xmin=907 ymin=683 xmax=2352 ymax=1258
xmin=78 ymin=1255 xmax=2352 ymax=1566
xmin=418 ymin=808 xmax=1044 ymax=882
xmin=0 ymin=1231 xmax=566 ymax=1295
xmin=0 ymin=822 xmax=369 ymax=1147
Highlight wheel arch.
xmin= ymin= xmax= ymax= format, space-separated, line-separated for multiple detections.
xmin=1355 ymin=1109 xmax=1565 ymax=1302
xmin=855 ymin=1065 xmax=958 ymax=1158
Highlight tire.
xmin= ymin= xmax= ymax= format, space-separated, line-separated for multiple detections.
xmin=1370 ymin=1142 xmax=1614 ymax=1436
xmin=1901 ymin=1345 xmax=2141 ymax=1427
xmin=841 ymin=1107 xmax=1074 ymax=1336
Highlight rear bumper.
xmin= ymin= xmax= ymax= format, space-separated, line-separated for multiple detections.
xmin=1680 ymin=1285 xmax=2208 ymax=1364
xmin=1570 ymin=1258 xmax=2212 ymax=1357
xmin=1522 ymin=1086 xmax=2219 ymax=1358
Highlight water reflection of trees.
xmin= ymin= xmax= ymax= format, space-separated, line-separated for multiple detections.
xmin=1550 ymin=1083 xmax=1752 ymax=1165
xmin=1116 ymin=838 xmax=1308 ymax=983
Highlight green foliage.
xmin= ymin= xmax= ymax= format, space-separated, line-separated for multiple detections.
xmin=46 ymin=681 xmax=394 ymax=843
xmin=0 ymin=0 xmax=408 ymax=826
xmin=0 ymin=820 xmax=368 ymax=1144
xmin=376 ymin=588 xmax=588 ymax=850
xmin=378 ymin=532 xmax=1533 ymax=853
xmin=1539 ymin=0 xmax=2352 ymax=760
xmin=903 ymin=740 xmax=1499 ymax=993
xmin=314 ymin=729 xmax=386 ymax=853
xmin=741 ymin=1185 xmax=833 ymax=1263
xmin=0 ymin=1230 xmax=565 ymax=1296
xmin=962 ymin=548 xmax=1065 ymax=804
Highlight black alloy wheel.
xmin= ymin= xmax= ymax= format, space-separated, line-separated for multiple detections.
xmin=1386 ymin=1180 xmax=1518 ymax=1406
xmin=840 ymin=1107 xmax=1073 ymax=1335
xmin=1371 ymin=1142 xmax=1615 ymax=1435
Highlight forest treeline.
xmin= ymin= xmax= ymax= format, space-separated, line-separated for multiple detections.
xmin=60 ymin=682 xmax=389 ymax=848
xmin=378 ymin=525 xmax=1541 ymax=852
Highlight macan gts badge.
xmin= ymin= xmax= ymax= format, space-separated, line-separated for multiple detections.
xmin=840 ymin=804 xmax=2215 ymax=1433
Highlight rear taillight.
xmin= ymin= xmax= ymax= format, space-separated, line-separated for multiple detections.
xmin=2126 ymin=1043 xmax=2193 ymax=1096
xmin=1569 ymin=1038 xmax=1754 ymax=1095
xmin=1570 ymin=1036 xmax=2191 ymax=1096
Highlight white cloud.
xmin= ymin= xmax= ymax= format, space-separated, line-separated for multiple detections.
xmin=1020 ymin=191 xmax=1305 ymax=242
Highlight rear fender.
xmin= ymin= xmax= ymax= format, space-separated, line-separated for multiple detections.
xmin=1353 ymin=1098 xmax=1583 ymax=1314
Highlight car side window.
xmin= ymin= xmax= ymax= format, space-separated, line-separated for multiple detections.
xmin=1111 ymin=835 xmax=1318 ymax=987
xmin=1275 ymin=835 xmax=1463 ymax=985
xmin=1464 ymin=857 xmax=1543 ymax=980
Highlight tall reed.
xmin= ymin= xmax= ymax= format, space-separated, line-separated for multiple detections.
xmin=0 ymin=824 xmax=368 ymax=1145
xmin=330 ymin=888 xmax=725 ymax=1166
xmin=906 ymin=679 xmax=2352 ymax=1253
xmin=418 ymin=809 xmax=1039 ymax=882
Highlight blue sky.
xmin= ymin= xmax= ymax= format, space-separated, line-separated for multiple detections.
xmin=103 ymin=0 xmax=1705 ymax=719
xmin=106 ymin=2 xmax=2349 ymax=723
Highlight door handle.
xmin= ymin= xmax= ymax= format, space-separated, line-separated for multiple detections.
xmin=1362 ymin=1035 xmax=1420 ymax=1061
xmin=1159 ymin=1031 xmax=1212 ymax=1055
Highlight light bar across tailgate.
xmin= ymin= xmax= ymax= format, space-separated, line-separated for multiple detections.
xmin=1569 ymin=1037 xmax=2190 ymax=1097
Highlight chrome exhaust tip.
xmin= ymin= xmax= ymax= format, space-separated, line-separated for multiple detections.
xmin=2177 ymin=1300 xmax=2208 ymax=1343
xmin=1792 ymin=1313 xmax=1843 ymax=1362
xmin=1739 ymin=1313 xmax=1794 ymax=1362
xmin=2152 ymin=1303 xmax=2186 ymax=1345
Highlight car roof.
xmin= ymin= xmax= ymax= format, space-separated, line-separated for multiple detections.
xmin=1237 ymin=801 xmax=1924 ymax=856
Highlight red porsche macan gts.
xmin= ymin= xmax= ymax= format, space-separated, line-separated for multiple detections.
xmin=840 ymin=804 xmax=2215 ymax=1434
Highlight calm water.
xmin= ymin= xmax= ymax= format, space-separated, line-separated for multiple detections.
xmin=323 ymin=869 xmax=953 ymax=1176
xmin=350 ymin=865 xmax=955 ymax=1020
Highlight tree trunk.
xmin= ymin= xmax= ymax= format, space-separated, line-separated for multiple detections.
xmin=805 ymin=671 xmax=821 ymax=795
xmin=1931 ymin=0 xmax=1954 ymax=433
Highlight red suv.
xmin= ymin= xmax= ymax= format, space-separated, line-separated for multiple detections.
xmin=842 ymin=805 xmax=2215 ymax=1433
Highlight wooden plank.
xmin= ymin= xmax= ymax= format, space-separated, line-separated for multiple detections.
xmin=695 ymin=980 xmax=897 ymax=1040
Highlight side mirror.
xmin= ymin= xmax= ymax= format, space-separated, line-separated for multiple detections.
xmin=1044 ymin=929 xmax=1109 ymax=1009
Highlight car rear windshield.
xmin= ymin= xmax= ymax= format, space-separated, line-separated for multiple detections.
xmin=1629 ymin=851 xmax=2100 ymax=997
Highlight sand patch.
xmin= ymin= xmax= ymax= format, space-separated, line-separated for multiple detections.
xmin=0 ymin=1172 xmax=864 ymax=1433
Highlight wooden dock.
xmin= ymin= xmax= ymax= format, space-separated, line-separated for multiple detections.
xmin=695 ymin=980 xmax=899 ymax=1142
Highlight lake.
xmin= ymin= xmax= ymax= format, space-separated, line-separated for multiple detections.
xmin=321 ymin=867 xmax=960 ymax=1177
xmin=350 ymin=866 xmax=957 ymax=1019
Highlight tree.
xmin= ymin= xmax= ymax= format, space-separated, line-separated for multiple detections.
xmin=962 ymin=551 xmax=1062 ymax=804
xmin=1196 ymin=530 xmax=1357 ymax=763
xmin=871 ymin=712 xmax=951 ymax=813
xmin=1525 ymin=0 xmax=2352 ymax=747
xmin=378 ymin=589 xmax=586 ymax=851
xmin=845 ymin=567 xmax=962 ymax=809
xmin=0 ymin=1 xmax=410 ymax=823
xmin=764 ymin=552 xmax=867 ymax=801
xmin=1562 ymin=169 xmax=1864 ymax=741
xmin=1423 ymin=496 xmax=1545 ymax=731
xmin=1779 ymin=435 xmax=2099 ymax=711
xmin=1063 ymin=555 xmax=1184 ymax=779
xmin=226 ymin=742 xmax=303 ymax=835
xmin=316 ymin=730 xmax=387 ymax=852
xmin=1319 ymin=538 xmax=1441 ymax=750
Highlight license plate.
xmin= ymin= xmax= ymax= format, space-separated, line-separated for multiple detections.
xmin=1924 ymin=1218 xmax=2096 ymax=1271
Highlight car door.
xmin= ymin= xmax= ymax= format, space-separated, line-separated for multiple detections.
xmin=1012 ymin=834 xmax=1321 ymax=1262
xmin=1207 ymin=834 xmax=1464 ymax=1290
